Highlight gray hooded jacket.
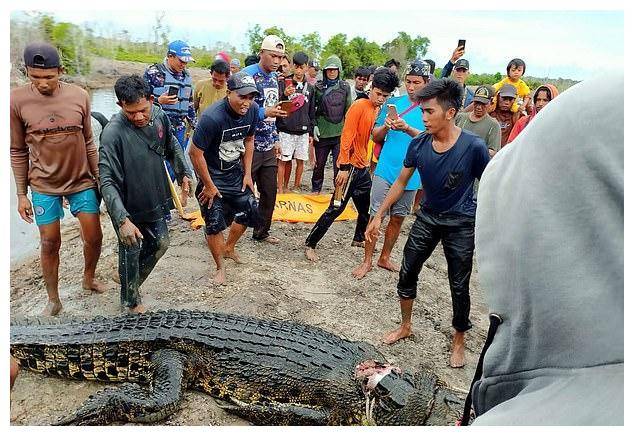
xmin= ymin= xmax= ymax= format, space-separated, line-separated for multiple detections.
xmin=471 ymin=72 xmax=623 ymax=425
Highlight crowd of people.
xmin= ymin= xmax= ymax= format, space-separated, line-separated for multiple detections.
xmin=11 ymin=37 xmax=561 ymax=365
xmin=9 ymin=29 xmax=625 ymax=425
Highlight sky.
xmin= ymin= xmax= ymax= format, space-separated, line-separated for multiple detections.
xmin=9 ymin=7 xmax=624 ymax=81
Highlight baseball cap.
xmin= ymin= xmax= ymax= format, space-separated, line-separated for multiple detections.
xmin=230 ymin=58 xmax=241 ymax=67
xmin=473 ymin=85 xmax=495 ymax=104
xmin=499 ymin=83 xmax=517 ymax=98
xmin=215 ymin=51 xmax=231 ymax=63
xmin=454 ymin=58 xmax=470 ymax=70
xmin=167 ymin=40 xmax=194 ymax=63
xmin=23 ymin=42 xmax=61 ymax=69
xmin=404 ymin=60 xmax=431 ymax=77
xmin=227 ymin=72 xmax=260 ymax=96
xmin=260 ymin=35 xmax=285 ymax=54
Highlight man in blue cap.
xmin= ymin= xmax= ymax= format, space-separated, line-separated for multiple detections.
xmin=144 ymin=40 xmax=197 ymax=158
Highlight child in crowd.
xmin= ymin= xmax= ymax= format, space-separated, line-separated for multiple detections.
xmin=493 ymin=58 xmax=531 ymax=114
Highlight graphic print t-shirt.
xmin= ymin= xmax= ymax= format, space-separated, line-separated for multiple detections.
xmin=192 ymin=98 xmax=257 ymax=177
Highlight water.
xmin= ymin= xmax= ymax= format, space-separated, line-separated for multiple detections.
xmin=90 ymin=88 xmax=119 ymax=120
xmin=10 ymin=88 xmax=120 ymax=264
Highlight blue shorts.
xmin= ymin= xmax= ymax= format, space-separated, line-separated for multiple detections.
xmin=31 ymin=188 xmax=100 ymax=226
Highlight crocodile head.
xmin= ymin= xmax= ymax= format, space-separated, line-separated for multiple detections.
xmin=356 ymin=361 xmax=461 ymax=425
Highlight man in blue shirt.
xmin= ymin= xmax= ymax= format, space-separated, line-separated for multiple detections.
xmin=241 ymin=35 xmax=288 ymax=244
xmin=366 ymin=78 xmax=489 ymax=368
xmin=351 ymin=60 xmax=430 ymax=279
xmin=189 ymin=72 xmax=261 ymax=285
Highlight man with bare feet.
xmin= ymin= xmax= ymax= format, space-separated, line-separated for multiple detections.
xmin=305 ymin=70 xmax=399 ymax=262
xmin=100 ymin=75 xmax=192 ymax=314
xmin=10 ymin=42 xmax=108 ymax=316
xmin=366 ymin=79 xmax=489 ymax=368
xmin=189 ymin=72 xmax=261 ymax=285
xmin=352 ymin=61 xmax=430 ymax=279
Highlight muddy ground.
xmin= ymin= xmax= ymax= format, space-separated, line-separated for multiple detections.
xmin=9 ymin=135 xmax=489 ymax=428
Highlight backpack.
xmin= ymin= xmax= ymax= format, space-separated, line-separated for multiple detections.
xmin=318 ymin=81 xmax=350 ymax=124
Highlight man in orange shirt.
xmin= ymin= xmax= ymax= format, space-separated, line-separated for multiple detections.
xmin=305 ymin=70 xmax=399 ymax=261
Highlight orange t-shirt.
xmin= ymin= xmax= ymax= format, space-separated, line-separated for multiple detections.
xmin=336 ymin=98 xmax=378 ymax=170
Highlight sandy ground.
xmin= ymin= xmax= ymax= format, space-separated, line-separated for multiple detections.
xmin=9 ymin=159 xmax=490 ymax=426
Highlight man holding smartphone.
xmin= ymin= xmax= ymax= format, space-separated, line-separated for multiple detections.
xmin=276 ymin=51 xmax=316 ymax=193
xmin=144 ymin=40 xmax=196 ymax=165
xmin=351 ymin=60 xmax=429 ymax=279
xmin=305 ymin=69 xmax=399 ymax=262
xmin=440 ymin=40 xmax=474 ymax=110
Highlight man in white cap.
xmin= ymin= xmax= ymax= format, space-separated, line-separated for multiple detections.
xmin=241 ymin=35 xmax=288 ymax=244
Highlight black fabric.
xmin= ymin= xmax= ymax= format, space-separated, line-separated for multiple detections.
xmin=397 ymin=210 xmax=475 ymax=332
xmin=117 ymin=218 xmax=170 ymax=308
xmin=305 ymin=167 xmax=371 ymax=248
xmin=276 ymin=78 xmax=316 ymax=136
xmin=315 ymin=80 xmax=351 ymax=124
xmin=311 ymin=136 xmax=340 ymax=193
xmin=251 ymin=148 xmax=278 ymax=240
xmin=99 ymin=104 xmax=192 ymax=227
xmin=460 ymin=314 xmax=503 ymax=426
xmin=195 ymin=178 xmax=260 ymax=235
xmin=192 ymin=98 xmax=258 ymax=173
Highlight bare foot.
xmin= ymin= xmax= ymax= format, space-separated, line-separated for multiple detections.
xmin=110 ymin=267 xmax=121 ymax=284
xmin=351 ymin=240 xmax=365 ymax=248
xmin=352 ymin=262 xmax=372 ymax=279
xmin=261 ymin=235 xmax=280 ymax=245
xmin=82 ymin=277 xmax=109 ymax=294
xmin=449 ymin=332 xmax=466 ymax=368
xmin=10 ymin=356 xmax=20 ymax=390
xmin=382 ymin=324 xmax=412 ymax=345
xmin=41 ymin=300 xmax=63 ymax=317
xmin=305 ymin=247 xmax=318 ymax=262
xmin=224 ymin=249 xmax=243 ymax=264
xmin=213 ymin=266 xmax=227 ymax=285
xmin=377 ymin=258 xmax=400 ymax=272
xmin=127 ymin=304 xmax=146 ymax=314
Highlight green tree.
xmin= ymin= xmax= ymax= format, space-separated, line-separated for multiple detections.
xmin=299 ymin=31 xmax=322 ymax=60
xmin=382 ymin=32 xmax=430 ymax=67
xmin=348 ymin=36 xmax=387 ymax=69
xmin=321 ymin=33 xmax=360 ymax=78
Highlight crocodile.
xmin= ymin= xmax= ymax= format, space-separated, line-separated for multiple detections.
xmin=10 ymin=309 xmax=463 ymax=426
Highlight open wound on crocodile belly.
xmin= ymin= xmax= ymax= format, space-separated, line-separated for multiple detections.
xmin=354 ymin=360 xmax=402 ymax=392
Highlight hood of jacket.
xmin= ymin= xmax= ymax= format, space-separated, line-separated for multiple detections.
xmin=322 ymin=54 xmax=343 ymax=76
xmin=472 ymin=73 xmax=623 ymax=425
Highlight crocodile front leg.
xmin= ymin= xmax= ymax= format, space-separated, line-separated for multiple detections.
xmin=55 ymin=349 xmax=188 ymax=425
xmin=217 ymin=398 xmax=331 ymax=425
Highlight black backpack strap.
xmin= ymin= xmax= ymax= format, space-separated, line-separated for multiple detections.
xmin=91 ymin=111 xmax=109 ymax=129
xmin=459 ymin=313 xmax=503 ymax=425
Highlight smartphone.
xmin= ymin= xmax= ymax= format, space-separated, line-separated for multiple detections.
xmin=387 ymin=104 xmax=398 ymax=120
xmin=168 ymin=86 xmax=179 ymax=97
xmin=458 ymin=39 xmax=466 ymax=50
xmin=278 ymin=100 xmax=295 ymax=113
xmin=284 ymin=78 xmax=293 ymax=89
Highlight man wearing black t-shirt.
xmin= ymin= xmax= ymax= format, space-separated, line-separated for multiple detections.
xmin=189 ymin=72 xmax=261 ymax=285
xmin=366 ymin=78 xmax=490 ymax=368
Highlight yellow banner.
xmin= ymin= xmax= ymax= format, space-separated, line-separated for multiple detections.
xmin=190 ymin=192 xmax=357 ymax=230
xmin=273 ymin=193 xmax=358 ymax=223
